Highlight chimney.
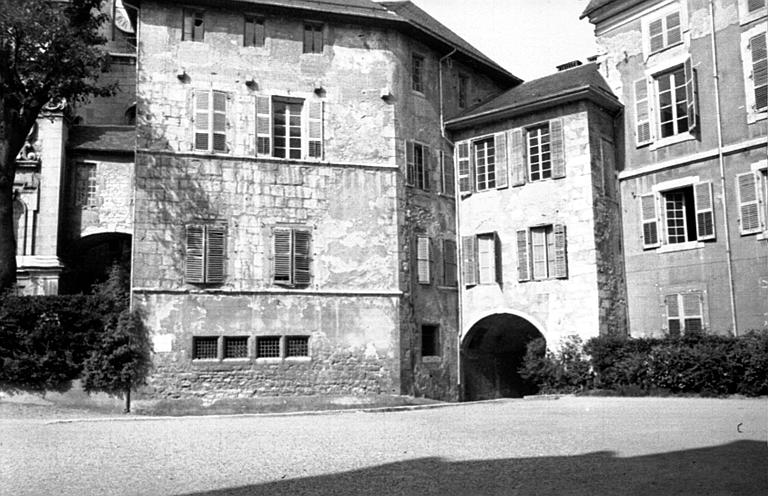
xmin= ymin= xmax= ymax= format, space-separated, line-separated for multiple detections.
xmin=556 ymin=60 xmax=583 ymax=72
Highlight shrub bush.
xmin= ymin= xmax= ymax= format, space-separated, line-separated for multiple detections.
xmin=519 ymin=335 xmax=593 ymax=394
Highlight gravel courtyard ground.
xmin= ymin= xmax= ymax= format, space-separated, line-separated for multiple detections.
xmin=1 ymin=396 xmax=766 ymax=496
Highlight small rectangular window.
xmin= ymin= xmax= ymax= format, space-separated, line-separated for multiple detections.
xmin=183 ymin=10 xmax=204 ymax=42
xmin=256 ymin=336 xmax=281 ymax=358
xmin=244 ymin=16 xmax=265 ymax=47
xmin=223 ymin=336 xmax=248 ymax=359
xmin=528 ymin=124 xmax=552 ymax=181
xmin=193 ymin=336 xmax=219 ymax=360
xmin=412 ymin=53 xmax=425 ymax=93
xmin=518 ymin=224 xmax=568 ymax=281
xmin=286 ymin=336 xmax=309 ymax=357
xmin=421 ymin=325 xmax=440 ymax=357
xmin=665 ymin=292 xmax=704 ymax=336
xmin=303 ymin=24 xmax=323 ymax=53
xmin=416 ymin=236 xmax=431 ymax=285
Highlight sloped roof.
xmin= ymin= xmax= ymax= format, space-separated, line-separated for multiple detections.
xmin=446 ymin=63 xmax=620 ymax=127
xmin=68 ymin=126 xmax=136 ymax=153
xmin=581 ymin=0 xmax=616 ymax=18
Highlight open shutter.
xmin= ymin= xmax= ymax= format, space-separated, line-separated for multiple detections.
xmin=443 ymin=239 xmax=457 ymax=286
xmin=640 ymin=193 xmax=661 ymax=248
xmin=634 ymin=78 xmax=652 ymax=146
xmin=509 ymin=128 xmax=526 ymax=187
xmin=494 ymin=132 xmax=508 ymax=189
xmin=494 ymin=232 xmax=503 ymax=283
xmin=553 ymin=224 xmax=568 ymax=279
xmin=205 ymin=225 xmax=226 ymax=283
xmin=750 ymin=32 xmax=767 ymax=112
xmin=425 ymin=147 xmax=436 ymax=192
xmin=293 ymin=229 xmax=312 ymax=285
xmin=550 ymin=119 xmax=566 ymax=179
xmin=406 ymin=141 xmax=415 ymax=186
xmin=185 ymin=225 xmax=205 ymax=283
xmin=666 ymin=12 xmax=682 ymax=46
xmin=417 ymin=236 xmax=431 ymax=284
xmin=461 ymin=235 xmax=478 ymax=287
xmin=307 ymin=100 xmax=323 ymax=159
xmin=684 ymin=59 xmax=698 ymax=133
xmin=516 ymin=229 xmax=530 ymax=282
xmin=273 ymin=228 xmax=292 ymax=284
xmin=212 ymin=91 xmax=227 ymax=152
xmin=456 ymin=141 xmax=472 ymax=194
xmin=255 ymin=95 xmax=271 ymax=156
xmin=737 ymin=172 xmax=762 ymax=234
xmin=694 ymin=181 xmax=715 ymax=240
xmin=194 ymin=91 xmax=210 ymax=151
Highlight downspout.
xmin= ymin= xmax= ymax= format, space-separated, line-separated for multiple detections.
xmin=439 ymin=48 xmax=458 ymax=139
xmin=709 ymin=0 xmax=739 ymax=335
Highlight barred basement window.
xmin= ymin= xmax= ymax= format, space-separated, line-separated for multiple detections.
xmin=256 ymin=336 xmax=281 ymax=358
xmin=193 ymin=336 xmax=218 ymax=360
xmin=224 ymin=336 xmax=249 ymax=359
xmin=286 ymin=336 xmax=310 ymax=357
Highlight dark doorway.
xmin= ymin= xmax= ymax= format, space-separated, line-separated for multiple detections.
xmin=462 ymin=313 xmax=544 ymax=401
xmin=60 ymin=233 xmax=131 ymax=294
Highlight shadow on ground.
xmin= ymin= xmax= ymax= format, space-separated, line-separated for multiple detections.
xmin=182 ymin=440 xmax=767 ymax=496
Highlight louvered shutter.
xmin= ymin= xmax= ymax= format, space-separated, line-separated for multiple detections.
xmin=293 ymin=229 xmax=312 ymax=285
xmin=641 ymin=193 xmax=661 ymax=248
xmin=443 ymin=239 xmax=457 ymax=286
xmin=649 ymin=18 xmax=664 ymax=53
xmin=212 ymin=91 xmax=227 ymax=152
xmin=406 ymin=141 xmax=415 ymax=186
xmin=553 ymin=224 xmax=568 ymax=279
xmin=666 ymin=12 xmax=682 ymax=46
xmin=736 ymin=172 xmax=762 ymax=234
xmin=205 ymin=225 xmax=226 ymax=283
xmin=273 ymin=228 xmax=292 ymax=284
xmin=442 ymin=151 xmax=455 ymax=196
xmin=509 ymin=128 xmax=526 ymax=186
xmin=255 ymin=95 xmax=271 ymax=155
xmin=417 ymin=236 xmax=431 ymax=284
xmin=307 ymin=101 xmax=323 ymax=159
xmin=516 ymin=229 xmax=530 ymax=282
xmin=494 ymin=132 xmax=509 ymax=189
xmin=461 ymin=235 xmax=478 ymax=287
xmin=185 ymin=225 xmax=205 ymax=283
xmin=635 ymin=79 xmax=652 ymax=146
xmin=684 ymin=59 xmax=698 ymax=133
xmin=425 ymin=147 xmax=436 ymax=192
xmin=749 ymin=32 xmax=767 ymax=112
xmin=456 ymin=141 xmax=472 ymax=194
xmin=550 ymin=119 xmax=566 ymax=179
xmin=494 ymin=232 xmax=503 ymax=284
xmin=694 ymin=181 xmax=715 ymax=240
xmin=194 ymin=91 xmax=210 ymax=151
xmin=748 ymin=0 xmax=766 ymax=13
xmin=665 ymin=294 xmax=681 ymax=336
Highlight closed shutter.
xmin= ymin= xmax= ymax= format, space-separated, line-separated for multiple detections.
xmin=634 ymin=79 xmax=652 ymax=146
xmin=509 ymin=128 xmax=526 ymax=187
xmin=649 ymin=18 xmax=664 ymax=53
xmin=748 ymin=0 xmax=766 ymax=13
xmin=666 ymin=12 xmax=682 ymax=46
xmin=406 ymin=141 xmax=415 ymax=186
xmin=456 ymin=141 xmax=472 ymax=194
xmin=273 ymin=228 xmax=292 ymax=284
xmin=461 ymin=235 xmax=478 ymax=287
xmin=516 ymin=230 xmax=530 ymax=282
xmin=185 ymin=224 xmax=205 ymax=283
xmin=553 ymin=224 xmax=568 ymax=279
xmin=255 ymin=95 xmax=271 ymax=155
xmin=494 ymin=232 xmax=503 ymax=283
xmin=694 ymin=181 xmax=715 ymax=240
xmin=550 ymin=119 xmax=566 ymax=179
xmin=494 ymin=132 xmax=509 ymax=189
xmin=307 ymin=101 xmax=323 ymax=159
xmin=684 ymin=59 xmax=698 ymax=133
xmin=293 ymin=229 xmax=312 ymax=285
xmin=417 ymin=236 xmax=431 ymax=284
xmin=205 ymin=225 xmax=226 ymax=283
xmin=750 ymin=32 xmax=767 ymax=112
xmin=442 ymin=151 xmax=455 ymax=196
xmin=736 ymin=172 xmax=762 ymax=234
xmin=194 ymin=91 xmax=210 ymax=151
xmin=212 ymin=91 xmax=227 ymax=152
xmin=442 ymin=239 xmax=457 ymax=286
xmin=640 ymin=193 xmax=661 ymax=248
xmin=426 ymin=147 xmax=437 ymax=192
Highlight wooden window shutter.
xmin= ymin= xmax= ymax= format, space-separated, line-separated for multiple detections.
xmin=550 ymin=119 xmax=566 ymax=179
xmin=749 ymin=32 xmax=767 ymax=112
xmin=443 ymin=239 xmax=457 ymax=286
xmin=442 ymin=150 xmax=456 ymax=196
xmin=255 ymin=95 xmax=271 ymax=156
xmin=273 ymin=228 xmax=292 ymax=284
xmin=416 ymin=236 xmax=431 ymax=284
xmin=553 ymin=224 xmax=568 ymax=279
xmin=666 ymin=12 xmax=682 ymax=46
xmin=205 ymin=225 xmax=226 ymax=283
xmin=461 ymin=235 xmax=478 ymax=287
xmin=425 ymin=146 xmax=435 ymax=192
xmin=640 ymin=193 xmax=661 ymax=248
xmin=185 ymin=225 xmax=205 ymax=283
xmin=194 ymin=91 xmax=210 ymax=151
xmin=736 ymin=172 xmax=762 ymax=234
xmin=694 ymin=181 xmax=715 ymax=240
xmin=493 ymin=232 xmax=503 ymax=284
xmin=212 ymin=91 xmax=227 ymax=152
xmin=509 ymin=128 xmax=526 ymax=186
xmin=406 ymin=141 xmax=415 ymax=186
xmin=456 ymin=141 xmax=472 ymax=194
xmin=516 ymin=229 xmax=530 ymax=282
xmin=649 ymin=18 xmax=664 ymax=53
xmin=748 ymin=0 xmax=766 ymax=12
xmin=293 ymin=229 xmax=312 ymax=286
xmin=307 ymin=101 xmax=323 ymax=159
xmin=183 ymin=10 xmax=194 ymax=41
xmin=494 ymin=132 xmax=509 ymax=189
xmin=684 ymin=59 xmax=698 ymax=133
xmin=634 ymin=78 xmax=653 ymax=146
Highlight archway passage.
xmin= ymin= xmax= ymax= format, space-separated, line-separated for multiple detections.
xmin=462 ymin=313 xmax=544 ymax=401
xmin=61 ymin=233 xmax=131 ymax=294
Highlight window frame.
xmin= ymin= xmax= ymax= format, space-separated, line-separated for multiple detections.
xmin=223 ymin=336 xmax=250 ymax=360
xmin=406 ymin=141 xmax=430 ymax=190
xmin=244 ymin=15 xmax=265 ymax=47
xmin=75 ymin=161 xmax=98 ymax=208
xmin=517 ymin=224 xmax=568 ymax=282
xmin=664 ymin=291 xmax=706 ymax=336
xmin=474 ymin=136 xmax=496 ymax=192
xmin=272 ymin=226 xmax=312 ymax=288
xmin=193 ymin=89 xmax=228 ymax=154
xmin=412 ymin=53 xmax=425 ymax=93
xmin=641 ymin=4 xmax=683 ymax=57
xmin=192 ymin=336 xmax=219 ymax=360
xmin=182 ymin=9 xmax=205 ymax=42
xmin=254 ymin=95 xmax=324 ymax=160
xmin=527 ymin=123 xmax=552 ymax=182
xmin=442 ymin=238 xmax=458 ymax=287
xmin=302 ymin=23 xmax=324 ymax=54
xmin=185 ymin=223 xmax=227 ymax=285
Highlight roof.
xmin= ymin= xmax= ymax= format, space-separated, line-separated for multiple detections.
xmin=446 ymin=63 xmax=620 ymax=128
xmin=68 ymin=126 xmax=136 ymax=153
xmin=581 ymin=0 xmax=616 ymax=18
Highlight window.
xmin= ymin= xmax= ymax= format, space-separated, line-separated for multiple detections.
xmin=273 ymin=227 xmax=312 ymax=287
xmin=193 ymin=336 xmax=218 ymax=360
xmin=517 ymin=225 xmax=568 ymax=282
xmin=474 ymin=137 xmax=496 ymax=191
xmin=224 ymin=336 xmax=249 ymax=359
xmin=527 ymin=124 xmax=551 ymax=181
xmin=442 ymin=239 xmax=457 ymax=286
xmin=656 ymin=67 xmax=689 ymax=138
xmin=256 ymin=336 xmax=281 ymax=358
xmin=736 ymin=166 xmax=768 ymax=235
xmin=75 ymin=162 xmax=97 ymax=208
xmin=742 ymin=25 xmax=767 ymax=123
xmin=421 ymin=325 xmax=440 ymax=357
xmin=244 ymin=16 xmax=265 ymax=47
xmin=286 ymin=336 xmax=309 ymax=357
xmin=303 ymin=24 xmax=323 ymax=54
xmin=647 ymin=10 xmax=682 ymax=54
xmin=640 ymin=181 xmax=715 ymax=249
xmin=635 ymin=61 xmax=697 ymax=146
xmin=458 ymin=74 xmax=469 ymax=108
xmin=412 ymin=53 xmax=425 ymax=93
xmin=440 ymin=151 xmax=455 ymax=196
xmin=194 ymin=90 xmax=228 ymax=153
xmin=255 ymin=96 xmax=323 ymax=160
xmin=185 ymin=224 xmax=226 ymax=284
xmin=665 ymin=292 xmax=704 ymax=336
xmin=461 ymin=233 xmax=501 ymax=286
xmin=182 ymin=10 xmax=204 ymax=41
xmin=406 ymin=142 xmax=430 ymax=190
xmin=416 ymin=236 xmax=431 ymax=285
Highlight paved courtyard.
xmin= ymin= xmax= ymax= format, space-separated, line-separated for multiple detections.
xmin=1 ymin=396 xmax=766 ymax=495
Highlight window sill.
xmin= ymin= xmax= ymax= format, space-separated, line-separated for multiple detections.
xmin=437 ymin=285 xmax=458 ymax=291
xmin=739 ymin=11 xmax=766 ymax=26
xmin=649 ymin=133 xmax=697 ymax=151
xmin=422 ymin=355 xmax=441 ymax=364
xmin=657 ymin=241 xmax=704 ymax=253
xmin=255 ymin=357 xmax=282 ymax=364
xmin=746 ymin=111 xmax=767 ymax=125
xmin=411 ymin=90 xmax=426 ymax=98
xmin=222 ymin=358 xmax=250 ymax=363
xmin=285 ymin=356 xmax=311 ymax=362
xmin=756 ymin=231 xmax=768 ymax=241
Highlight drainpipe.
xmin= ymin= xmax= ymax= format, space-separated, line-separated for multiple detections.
xmin=709 ymin=0 xmax=739 ymax=335
xmin=439 ymin=48 xmax=458 ymax=139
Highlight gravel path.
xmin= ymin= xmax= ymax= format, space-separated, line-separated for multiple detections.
xmin=1 ymin=397 xmax=766 ymax=495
